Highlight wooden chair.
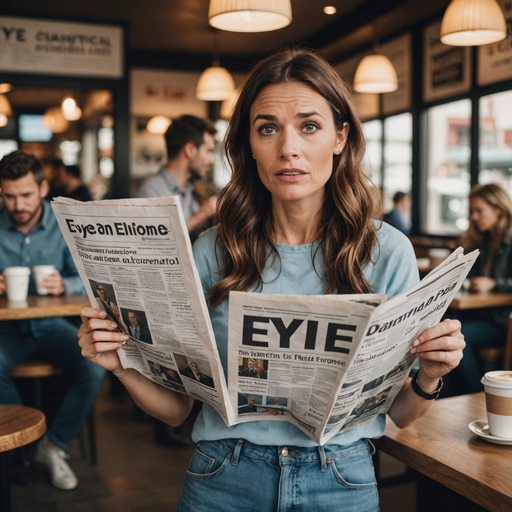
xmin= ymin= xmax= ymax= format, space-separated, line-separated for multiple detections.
xmin=504 ymin=313 xmax=512 ymax=370
xmin=10 ymin=360 xmax=97 ymax=465
xmin=476 ymin=314 xmax=512 ymax=372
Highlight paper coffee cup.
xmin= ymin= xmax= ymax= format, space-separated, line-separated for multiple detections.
xmin=481 ymin=371 xmax=512 ymax=438
xmin=33 ymin=265 xmax=55 ymax=295
xmin=3 ymin=266 xmax=31 ymax=302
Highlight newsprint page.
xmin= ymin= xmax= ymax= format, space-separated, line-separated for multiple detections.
xmin=52 ymin=197 xmax=478 ymax=445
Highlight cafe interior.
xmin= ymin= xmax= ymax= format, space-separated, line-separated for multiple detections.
xmin=0 ymin=0 xmax=512 ymax=511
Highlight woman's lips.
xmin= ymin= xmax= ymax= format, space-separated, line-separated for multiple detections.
xmin=275 ymin=169 xmax=307 ymax=182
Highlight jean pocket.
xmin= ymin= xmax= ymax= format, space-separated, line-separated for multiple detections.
xmin=330 ymin=447 xmax=377 ymax=489
xmin=185 ymin=442 xmax=230 ymax=479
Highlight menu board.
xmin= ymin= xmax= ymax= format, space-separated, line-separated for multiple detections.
xmin=0 ymin=16 xmax=124 ymax=78
xmin=423 ymin=21 xmax=471 ymax=102
xmin=478 ymin=0 xmax=512 ymax=86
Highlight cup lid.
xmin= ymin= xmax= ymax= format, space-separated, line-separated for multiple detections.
xmin=3 ymin=266 xmax=31 ymax=276
xmin=33 ymin=265 xmax=55 ymax=271
xmin=481 ymin=371 xmax=512 ymax=388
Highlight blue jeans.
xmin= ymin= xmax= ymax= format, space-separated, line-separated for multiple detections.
xmin=0 ymin=317 xmax=106 ymax=449
xmin=178 ymin=438 xmax=379 ymax=512
xmin=458 ymin=318 xmax=505 ymax=394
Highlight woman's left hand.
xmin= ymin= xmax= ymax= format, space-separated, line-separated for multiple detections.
xmin=410 ymin=319 xmax=465 ymax=382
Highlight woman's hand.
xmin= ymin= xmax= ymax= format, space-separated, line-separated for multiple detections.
xmin=410 ymin=319 xmax=465 ymax=383
xmin=78 ymin=306 xmax=129 ymax=374
xmin=470 ymin=277 xmax=496 ymax=293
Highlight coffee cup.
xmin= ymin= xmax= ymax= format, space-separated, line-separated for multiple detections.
xmin=33 ymin=265 xmax=56 ymax=295
xmin=3 ymin=266 xmax=31 ymax=302
xmin=481 ymin=371 xmax=512 ymax=438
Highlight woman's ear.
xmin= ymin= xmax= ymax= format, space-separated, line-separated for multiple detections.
xmin=334 ymin=122 xmax=350 ymax=155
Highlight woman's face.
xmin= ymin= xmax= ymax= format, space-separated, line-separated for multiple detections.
xmin=470 ymin=196 xmax=501 ymax=233
xmin=249 ymin=82 xmax=348 ymax=208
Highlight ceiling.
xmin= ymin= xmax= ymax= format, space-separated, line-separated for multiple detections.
xmin=1 ymin=0 xmax=452 ymax=65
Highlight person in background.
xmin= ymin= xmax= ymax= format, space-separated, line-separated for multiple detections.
xmin=0 ymin=150 xmax=105 ymax=490
xmin=383 ymin=191 xmax=411 ymax=235
xmin=78 ymin=48 xmax=464 ymax=511
xmin=134 ymin=114 xmax=217 ymax=239
xmin=134 ymin=115 xmax=217 ymax=445
xmin=55 ymin=164 xmax=91 ymax=202
xmin=455 ymin=183 xmax=512 ymax=393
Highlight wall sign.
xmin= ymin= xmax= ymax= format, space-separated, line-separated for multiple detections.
xmin=423 ymin=21 xmax=471 ymax=102
xmin=478 ymin=0 xmax=512 ymax=86
xmin=0 ymin=16 xmax=123 ymax=78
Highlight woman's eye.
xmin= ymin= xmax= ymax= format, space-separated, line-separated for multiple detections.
xmin=303 ymin=123 xmax=318 ymax=133
xmin=259 ymin=125 xmax=276 ymax=135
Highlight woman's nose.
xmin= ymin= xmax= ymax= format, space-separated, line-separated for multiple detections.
xmin=279 ymin=130 xmax=299 ymax=160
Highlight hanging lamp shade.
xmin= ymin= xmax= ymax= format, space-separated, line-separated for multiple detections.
xmin=0 ymin=94 xmax=13 ymax=116
xmin=147 ymin=116 xmax=172 ymax=134
xmin=440 ymin=0 xmax=507 ymax=46
xmin=43 ymin=107 xmax=69 ymax=133
xmin=0 ymin=83 xmax=12 ymax=94
xmin=209 ymin=0 xmax=292 ymax=32
xmin=353 ymin=55 xmax=398 ymax=94
xmin=63 ymin=106 xmax=82 ymax=121
xmin=196 ymin=66 xmax=236 ymax=101
xmin=0 ymin=114 xmax=7 ymax=127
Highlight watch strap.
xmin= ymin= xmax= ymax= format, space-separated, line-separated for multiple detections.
xmin=411 ymin=372 xmax=443 ymax=400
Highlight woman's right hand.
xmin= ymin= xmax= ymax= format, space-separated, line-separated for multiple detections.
xmin=78 ymin=306 xmax=129 ymax=374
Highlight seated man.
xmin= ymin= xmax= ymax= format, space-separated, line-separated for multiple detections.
xmin=0 ymin=151 xmax=105 ymax=490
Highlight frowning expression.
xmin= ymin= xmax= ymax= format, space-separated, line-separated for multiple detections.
xmin=249 ymin=82 xmax=348 ymax=208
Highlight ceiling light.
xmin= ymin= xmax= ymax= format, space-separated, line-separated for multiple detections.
xmin=147 ymin=116 xmax=172 ymax=134
xmin=353 ymin=54 xmax=398 ymax=94
xmin=0 ymin=83 xmax=12 ymax=94
xmin=0 ymin=114 xmax=7 ymax=127
xmin=43 ymin=107 xmax=69 ymax=133
xmin=440 ymin=0 xmax=506 ymax=46
xmin=209 ymin=0 xmax=292 ymax=32
xmin=61 ymin=96 xmax=78 ymax=114
xmin=323 ymin=6 xmax=337 ymax=15
xmin=196 ymin=66 xmax=236 ymax=101
xmin=63 ymin=106 xmax=82 ymax=121
xmin=0 ymin=94 xmax=13 ymax=116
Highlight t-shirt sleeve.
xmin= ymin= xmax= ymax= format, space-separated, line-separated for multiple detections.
xmin=192 ymin=228 xmax=218 ymax=296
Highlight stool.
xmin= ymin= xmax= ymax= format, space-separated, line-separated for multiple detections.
xmin=10 ymin=361 xmax=97 ymax=465
xmin=0 ymin=405 xmax=46 ymax=512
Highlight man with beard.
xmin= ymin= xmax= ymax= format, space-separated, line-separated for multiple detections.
xmin=134 ymin=115 xmax=217 ymax=237
xmin=0 ymin=151 xmax=105 ymax=490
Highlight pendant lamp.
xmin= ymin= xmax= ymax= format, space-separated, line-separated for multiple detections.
xmin=353 ymin=54 xmax=398 ymax=94
xmin=209 ymin=0 xmax=292 ymax=32
xmin=43 ymin=107 xmax=69 ymax=133
xmin=0 ymin=94 xmax=13 ymax=116
xmin=0 ymin=83 xmax=12 ymax=94
xmin=147 ymin=116 xmax=172 ymax=134
xmin=440 ymin=0 xmax=507 ymax=46
xmin=61 ymin=95 xmax=82 ymax=121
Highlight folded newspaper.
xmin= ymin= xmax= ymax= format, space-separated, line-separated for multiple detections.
xmin=52 ymin=196 xmax=479 ymax=444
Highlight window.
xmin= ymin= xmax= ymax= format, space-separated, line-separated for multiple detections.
xmin=424 ymin=99 xmax=471 ymax=234
xmin=361 ymin=120 xmax=382 ymax=187
xmin=479 ymin=91 xmax=512 ymax=196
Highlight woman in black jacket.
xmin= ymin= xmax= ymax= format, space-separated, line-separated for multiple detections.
xmin=459 ymin=183 xmax=512 ymax=393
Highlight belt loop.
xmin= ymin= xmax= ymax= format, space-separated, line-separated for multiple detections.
xmin=318 ymin=445 xmax=327 ymax=471
xmin=231 ymin=439 xmax=243 ymax=466
xmin=366 ymin=439 xmax=376 ymax=456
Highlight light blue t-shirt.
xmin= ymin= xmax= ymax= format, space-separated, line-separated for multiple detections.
xmin=191 ymin=222 xmax=419 ymax=447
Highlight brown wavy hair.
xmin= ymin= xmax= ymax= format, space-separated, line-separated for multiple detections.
xmin=209 ymin=48 xmax=381 ymax=308
xmin=464 ymin=183 xmax=512 ymax=251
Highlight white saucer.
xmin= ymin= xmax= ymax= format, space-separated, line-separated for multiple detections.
xmin=468 ymin=418 xmax=512 ymax=446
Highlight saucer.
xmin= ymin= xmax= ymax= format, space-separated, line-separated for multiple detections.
xmin=468 ymin=418 xmax=512 ymax=446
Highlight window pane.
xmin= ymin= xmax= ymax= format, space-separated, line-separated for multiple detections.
xmin=479 ymin=91 xmax=512 ymax=196
xmin=425 ymin=99 xmax=471 ymax=235
xmin=383 ymin=113 xmax=412 ymax=218
xmin=362 ymin=120 xmax=382 ymax=186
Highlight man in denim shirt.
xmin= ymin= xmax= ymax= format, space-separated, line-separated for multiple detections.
xmin=0 ymin=151 xmax=105 ymax=490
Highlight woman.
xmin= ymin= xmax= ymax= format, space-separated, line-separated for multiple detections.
xmin=457 ymin=183 xmax=512 ymax=393
xmin=78 ymin=49 xmax=464 ymax=511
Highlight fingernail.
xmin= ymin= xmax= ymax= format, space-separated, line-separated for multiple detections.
xmin=111 ymin=322 xmax=117 ymax=328
xmin=120 ymin=335 xmax=129 ymax=340
xmin=412 ymin=339 xmax=419 ymax=346
xmin=410 ymin=347 xmax=416 ymax=354
xmin=100 ymin=311 xmax=107 ymax=316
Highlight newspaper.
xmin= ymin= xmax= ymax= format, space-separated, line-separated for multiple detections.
xmin=52 ymin=197 xmax=478 ymax=444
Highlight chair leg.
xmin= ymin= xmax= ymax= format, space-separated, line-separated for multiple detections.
xmin=87 ymin=407 xmax=97 ymax=465
xmin=0 ymin=451 xmax=12 ymax=512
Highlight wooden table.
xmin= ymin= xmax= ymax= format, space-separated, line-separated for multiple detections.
xmin=0 ymin=295 xmax=90 ymax=321
xmin=0 ymin=405 xmax=46 ymax=512
xmin=374 ymin=393 xmax=512 ymax=512
xmin=450 ymin=291 xmax=512 ymax=310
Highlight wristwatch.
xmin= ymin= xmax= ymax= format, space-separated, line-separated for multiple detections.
xmin=411 ymin=371 xmax=443 ymax=400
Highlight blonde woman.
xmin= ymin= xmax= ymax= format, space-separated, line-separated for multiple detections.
xmin=78 ymin=48 xmax=464 ymax=511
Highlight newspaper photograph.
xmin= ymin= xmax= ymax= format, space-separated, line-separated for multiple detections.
xmin=52 ymin=196 xmax=478 ymax=444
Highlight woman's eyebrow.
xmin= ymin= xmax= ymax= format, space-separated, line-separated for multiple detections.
xmin=252 ymin=111 xmax=323 ymax=124
xmin=252 ymin=114 xmax=277 ymax=124
xmin=296 ymin=111 xmax=323 ymax=119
